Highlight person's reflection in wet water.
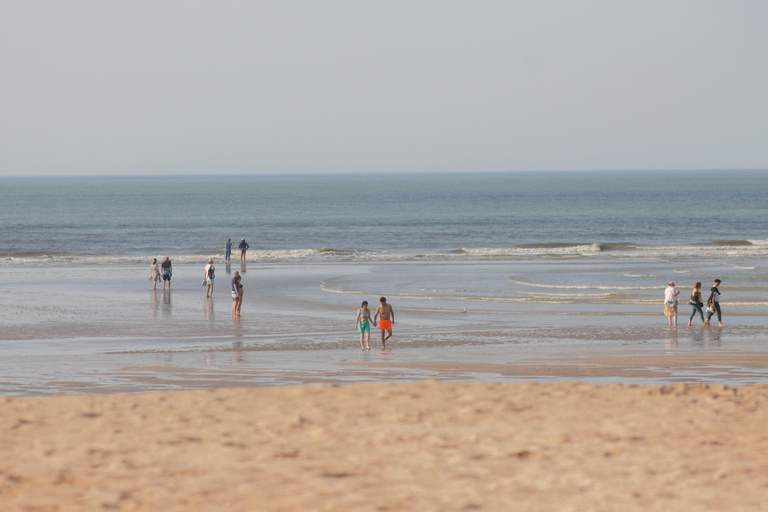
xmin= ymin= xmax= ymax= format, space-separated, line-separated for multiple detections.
xmin=150 ymin=290 xmax=159 ymax=318
xmin=705 ymin=328 xmax=723 ymax=347
xmin=233 ymin=341 xmax=244 ymax=363
xmin=687 ymin=326 xmax=706 ymax=347
xmin=664 ymin=325 xmax=679 ymax=349
xmin=162 ymin=290 xmax=172 ymax=316
xmin=204 ymin=297 xmax=214 ymax=324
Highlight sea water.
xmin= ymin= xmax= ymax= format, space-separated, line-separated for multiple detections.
xmin=2 ymin=170 xmax=768 ymax=263
xmin=2 ymin=170 xmax=768 ymax=394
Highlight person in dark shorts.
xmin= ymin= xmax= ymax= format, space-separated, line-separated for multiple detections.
xmin=161 ymin=257 xmax=173 ymax=290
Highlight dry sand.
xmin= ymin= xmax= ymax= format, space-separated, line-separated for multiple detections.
xmin=3 ymin=381 xmax=768 ymax=511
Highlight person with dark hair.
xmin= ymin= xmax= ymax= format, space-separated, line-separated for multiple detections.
xmin=688 ymin=281 xmax=705 ymax=326
xmin=161 ymin=257 xmax=173 ymax=290
xmin=231 ymin=271 xmax=241 ymax=318
xmin=355 ymin=301 xmax=376 ymax=350
xmin=375 ymin=297 xmax=395 ymax=348
xmin=225 ymin=238 xmax=232 ymax=263
xmin=239 ymin=238 xmax=250 ymax=265
xmin=704 ymin=279 xmax=725 ymax=326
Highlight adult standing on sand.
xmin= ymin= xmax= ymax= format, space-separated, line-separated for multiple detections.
xmin=704 ymin=279 xmax=725 ymax=326
xmin=355 ymin=301 xmax=376 ymax=350
xmin=204 ymin=259 xmax=215 ymax=298
xmin=225 ymin=238 xmax=232 ymax=263
xmin=239 ymin=238 xmax=249 ymax=265
xmin=236 ymin=282 xmax=244 ymax=317
xmin=688 ymin=281 xmax=705 ymax=326
xmin=161 ymin=257 xmax=173 ymax=290
xmin=231 ymin=271 xmax=241 ymax=318
xmin=664 ymin=281 xmax=679 ymax=326
xmin=375 ymin=297 xmax=395 ymax=348
xmin=149 ymin=258 xmax=160 ymax=290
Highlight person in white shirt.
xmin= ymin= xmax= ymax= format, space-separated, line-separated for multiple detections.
xmin=664 ymin=281 xmax=680 ymax=326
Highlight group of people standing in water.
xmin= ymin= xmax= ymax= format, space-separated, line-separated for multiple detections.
xmin=664 ymin=279 xmax=724 ymax=327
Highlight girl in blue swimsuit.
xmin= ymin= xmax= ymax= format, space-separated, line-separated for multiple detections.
xmin=355 ymin=301 xmax=376 ymax=350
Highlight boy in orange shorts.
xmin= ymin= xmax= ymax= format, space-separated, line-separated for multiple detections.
xmin=375 ymin=296 xmax=395 ymax=348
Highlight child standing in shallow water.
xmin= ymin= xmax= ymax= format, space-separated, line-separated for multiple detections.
xmin=355 ymin=301 xmax=376 ymax=350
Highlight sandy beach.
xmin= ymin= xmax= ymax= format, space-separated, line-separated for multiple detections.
xmin=2 ymin=381 xmax=768 ymax=511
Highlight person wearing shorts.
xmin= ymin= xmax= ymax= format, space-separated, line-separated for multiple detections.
xmin=231 ymin=271 xmax=241 ymax=318
xmin=161 ymin=257 xmax=172 ymax=290
xmin=355 ymin=301 xmax=376 ymax=350
xmin=204 ymin=259 xmax=215 ymax=298
xmin=374 ymin=296 xmax=395 ymax=348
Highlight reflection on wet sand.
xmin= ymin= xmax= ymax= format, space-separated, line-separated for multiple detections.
xmin=233 ymin=341 xmax=244 ymax=363
xmin=162 ymin=290 xmax=172 ymax=316
xmin=150 ymin=290 xmax=159 ymax=318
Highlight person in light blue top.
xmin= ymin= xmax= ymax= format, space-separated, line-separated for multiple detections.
xmin=355 ymin=301 xmax=376 ymax=350
xmin=225 ymin=238 xmax=232 ymax=263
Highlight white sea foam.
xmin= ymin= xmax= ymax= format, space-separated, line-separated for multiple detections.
xmin=507 ymin=278 xmax=662 ymax=291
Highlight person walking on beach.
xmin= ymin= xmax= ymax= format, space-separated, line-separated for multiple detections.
xmin=239 ymin=238 xmax=250 ymax=265
xmin=704 ymin=279 xmax=725 ymax=326
xmin=231 ymin=271 xmax=241 ymax=318
xmin=688 ymin=281 xmax=705 ymax=326
xmin=203 ymin=259 xmax=215 ymax=298
xmin=161 ymin=257 xmax=173 ymax=290
xmin=355 ymin=301 xmax=376 ymax=350
xmin=225 ymin=238 xmax=232 ymax=263
xmin=149 ymin=258 xmax=160 ymax=290
xmin=664 ymin=281 xmax=680 ymax=326
xmin=375 ymin=297 xmax=395 ymax=348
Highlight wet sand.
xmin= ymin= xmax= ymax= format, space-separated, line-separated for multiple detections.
xmin=3 ymin=381 xmax=768 ymax=511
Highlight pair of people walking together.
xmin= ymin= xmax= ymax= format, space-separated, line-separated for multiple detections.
xmin=355 ymin=297 xmax=395 ymax=350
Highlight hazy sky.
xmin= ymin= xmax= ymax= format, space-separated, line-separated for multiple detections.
xmin=1 ymin=1 xmax=766 ymax=176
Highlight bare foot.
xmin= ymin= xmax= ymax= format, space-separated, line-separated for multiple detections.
xmin=719 ymin=323 xmax=726 ymax=327
xmin=687 ymin=322 xmax=691 ymax=326
xmin=703 ymin=321 xmax=710 ymax=326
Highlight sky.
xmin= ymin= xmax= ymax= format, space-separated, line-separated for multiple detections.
xmin=1 ymin=1 xmax=767 ymax=177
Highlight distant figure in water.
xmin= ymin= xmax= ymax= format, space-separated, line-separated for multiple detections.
xmin=375 ymin=296 xmax=395 ymax=348
xmin=161 ymin=257 xmax=173 ymax=290
xmin=688 ymin=281 xmax=705 ymax=326
xmin=239 ymin=238 xmax=250 ymax=265
xmin=355 ymin=301 xmax=376 ymax=350
xmin=225 ymin=238 xmax=232 ymax=263
xmin=149 ymin=258 xmax=160 ymax=290
xmin=664 ymin=281 xmax=679 ymax=326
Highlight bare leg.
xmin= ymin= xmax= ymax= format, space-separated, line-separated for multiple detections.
xmin=384 ymin=330 xmax=392 ymax=342
xmin=365 ymin=333 xmax=370 ymax=350
xmin=360 ymin=333 xmax=365 ymax=350
xmin=381 ymin=329 xmax=386 ymax=348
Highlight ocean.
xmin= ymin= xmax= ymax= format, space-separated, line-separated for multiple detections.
xmin=1 ymin=170 xmax=768 ymax=395
xmin=3 ymin=170 xmax=768 ymax=263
